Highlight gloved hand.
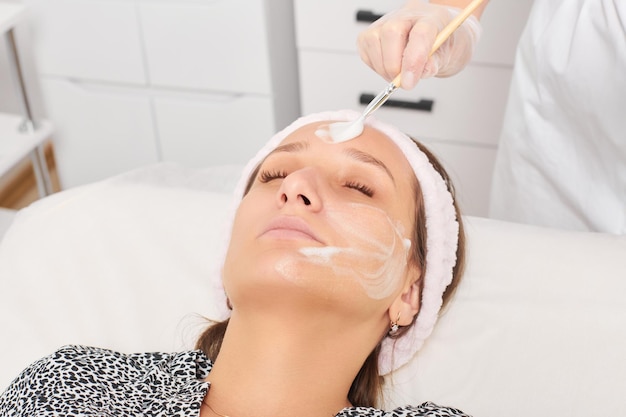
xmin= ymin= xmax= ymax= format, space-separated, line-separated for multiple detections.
xmin=357 ymin=1 xmax=483 ymax=90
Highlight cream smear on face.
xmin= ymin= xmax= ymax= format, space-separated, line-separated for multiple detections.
xmin=315 ymin=122 xmax=364 ymax=143
xmin=276 ymin=203 xmax=412 ymax=300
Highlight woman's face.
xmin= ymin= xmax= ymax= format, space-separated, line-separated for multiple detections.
xmin=223 ymin=122 xmax=419 ymax=322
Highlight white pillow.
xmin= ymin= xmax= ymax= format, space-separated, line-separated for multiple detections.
xmin=385 ymin=218 xmax=626 ymax=416
xmin=0 ymin=163 xmax=234 ymax=389
xmin=1 ymin=163 xmax=625 ymax=417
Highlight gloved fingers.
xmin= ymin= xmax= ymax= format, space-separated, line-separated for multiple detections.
xmin=421 ymin=57 xmax=440 ymax=80
xmin=379 ymin=19 xmax=414 ymax=82
xmin=430 ymin=13 xmax=482 ymax=78
xmin=357 ymin=13 xmax=416 ymax=83
xmin=422 ymin=37 xmax=452 ymax=79
xmin=357 ymin=6 xmax=447 ymax=89
xmin=431 ymin=39 xmax=458 ymax=78
xmin=401 ymin=19 xmax=440 ymax=88
xmin=357 ymin=3 xmax=483 ymax=89
xmin=357 ymin=30 xmax=387 ymax=81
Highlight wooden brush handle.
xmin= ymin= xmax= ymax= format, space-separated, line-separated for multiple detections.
xmin=391 ymin=0 xmax=485 ymax=88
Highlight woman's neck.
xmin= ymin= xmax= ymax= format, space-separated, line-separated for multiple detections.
xmin=203 ymin=308 xmax=383 ymax=417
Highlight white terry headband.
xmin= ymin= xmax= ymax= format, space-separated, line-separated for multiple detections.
xmin=215 ymin=110 xmax=459 ymax=376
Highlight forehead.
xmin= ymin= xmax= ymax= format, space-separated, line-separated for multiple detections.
xmin=276 ymin=121 xmax=414 ymax=176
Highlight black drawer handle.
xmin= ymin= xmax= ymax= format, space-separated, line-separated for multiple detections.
xmin=359 ymin=93 xmax=434 ymax=112
xmin=356 ymin=10 xmax=383 ymax=23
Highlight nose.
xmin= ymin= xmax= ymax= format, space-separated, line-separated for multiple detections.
xmin=276 ymin=167 xmax=322 ymax=211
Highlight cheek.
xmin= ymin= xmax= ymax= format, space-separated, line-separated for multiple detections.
xmin=222 ymin=201 xmax=256 ymax=285
xmin=281 ymin=203 xmax=412 ymax=300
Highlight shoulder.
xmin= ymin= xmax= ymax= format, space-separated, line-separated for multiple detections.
xmin=60 ymin=344 xmax=211 ymax=375
xmin=0 ymin=345 xmax=211 ymax=416
xmin=340 ymin=402 xmax=471 ymax=417
xmin=20 ymin=344 xmax=211 ymax=380
xmin=393 ymin=402 xmax=471 ymax=417
xmin=55 ymin=344 xmax=211 ymax=370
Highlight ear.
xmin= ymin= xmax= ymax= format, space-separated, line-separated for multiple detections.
xmin=389 ymin=267 xmax=422 ymax=326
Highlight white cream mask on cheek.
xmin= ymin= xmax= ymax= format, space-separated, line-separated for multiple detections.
xmin=276 ymin=203 xmax=412 ymax=300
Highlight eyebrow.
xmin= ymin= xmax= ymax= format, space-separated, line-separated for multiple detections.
xmin=265 ymin=140 xmax=395 ymax=184
xmin=267 ymin=141 xmax=309 ymax=155
xmin=343 ymin=148 xmax=395 ymax=184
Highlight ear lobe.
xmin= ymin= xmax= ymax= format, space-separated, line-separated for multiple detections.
xmin=390 ymin=278 xmax=422 ymax=327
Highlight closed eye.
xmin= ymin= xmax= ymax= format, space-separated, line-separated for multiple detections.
xmin=259 ymin=169 xmax=288 ymax=183
xmin=260 ymin=169 xmax=374 ymax=197
xmin=344 ymin=181 xmax=374 ymax=197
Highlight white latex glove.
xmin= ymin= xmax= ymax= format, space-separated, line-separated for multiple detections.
xmin=357 ymin=1 xmax=483 ymax=90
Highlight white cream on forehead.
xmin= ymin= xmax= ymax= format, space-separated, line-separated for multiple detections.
xmin=315 ymin=119 xmax=365 ymax=143
xmin=275 ymin=203 xmax=412 ymax=300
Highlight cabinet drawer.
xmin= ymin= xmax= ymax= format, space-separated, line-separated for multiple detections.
xmin=39 ymin=78 xmax=159 ymax=188
xmin=154 ymin=93 xmax=275 ymax=167
xmin=26 ymin=0 xmax=145 ymax=84
xmin=139 ymin=0 xmax=272 ymax=94
xmin=294 ymin=0 xmax=532 ymax=66
xmin=298 ymin=51 xmax=512 ymax=146
xmin=294 ymin=0 xmax=402 ymax=52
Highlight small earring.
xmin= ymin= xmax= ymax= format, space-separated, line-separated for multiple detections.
xmin=389 ymin=312 xmax=401 ymax=336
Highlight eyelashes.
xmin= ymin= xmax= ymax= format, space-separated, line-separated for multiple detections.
xmin=259 ymin=169 xmax=287 ymax=183
xmin=258 ymin=169 xmax=374 ymax=197
xmin=344 ymin=181 xmax=374 ymax=197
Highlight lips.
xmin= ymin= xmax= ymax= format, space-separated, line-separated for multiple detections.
xmin=260 ymin=216 xmax=323 ymax=243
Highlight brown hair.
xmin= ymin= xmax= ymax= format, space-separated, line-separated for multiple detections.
xmin=195 ymin=137 xmax=466 ymax=408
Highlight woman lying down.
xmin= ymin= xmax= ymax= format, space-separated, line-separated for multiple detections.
xmin=0 ymin=110 xmax=468 ymax=417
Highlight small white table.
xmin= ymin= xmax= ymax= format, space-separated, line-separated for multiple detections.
xmin=0 ymin=3 xmax=53 ymax=197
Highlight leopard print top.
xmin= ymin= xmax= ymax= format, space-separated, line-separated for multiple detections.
xmin=0 ymin=345 xmax=471 ymax=417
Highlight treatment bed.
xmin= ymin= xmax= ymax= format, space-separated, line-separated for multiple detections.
xmin=0 ymin=163 xmax=624 ymax=417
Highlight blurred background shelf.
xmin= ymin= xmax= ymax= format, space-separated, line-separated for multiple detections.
xmin=1 ymin=2 xmax=55 ymax=209
xmin=0 ymin=138 xmax=59 ymax=209
xmin=0 ymin=112 xmax=52 ymax=176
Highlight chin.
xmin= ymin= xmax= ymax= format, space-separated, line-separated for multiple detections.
xmin=225 ymin=239 xmax=392 ymax=314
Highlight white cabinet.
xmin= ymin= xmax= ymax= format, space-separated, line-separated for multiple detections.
xmin=39 ymin=78 xmax=158 ymax=186
xmin=298 ymin=52 xmax=513 ymax=145
xmin=154 ymin=92 xmax=275 ymax=167
xmin=294 ymin=0 xmax=533 ymax=216
xmin=139 ymin=1 xmax=272 ymax=94
xmin=20 ymin=0 xmax=300 ymax=188
xmin=25 ymin=0 xmax=146 ymax=84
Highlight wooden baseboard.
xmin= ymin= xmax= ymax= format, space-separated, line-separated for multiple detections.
xmin=0 ymin=141 xmax=61 ymax=210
